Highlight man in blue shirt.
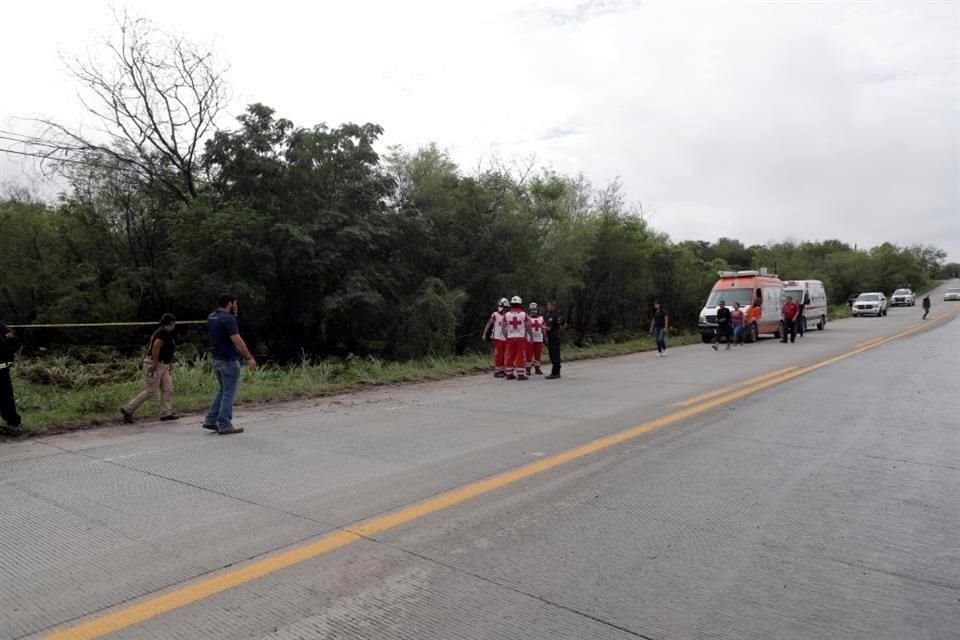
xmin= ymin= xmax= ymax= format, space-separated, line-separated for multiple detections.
xmin=204 ymin=294 xmax=257 ymax=435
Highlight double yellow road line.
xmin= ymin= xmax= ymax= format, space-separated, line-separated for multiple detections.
xmin=44 ymin=310 xmax=959 ymax=640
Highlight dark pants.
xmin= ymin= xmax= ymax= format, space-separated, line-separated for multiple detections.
xmin=797 ymin=314 xmax=805 ymax=336
xmin=0 ymin=368 xmax=22 ymax=428
xmin=781 ymin=319 xmax=797 ymax=343
xmin=547 ymin=337 xmax=561 ymax=376
xmin=923 ymin=307 xmax=930 ymax=319
xmin=714 ymin=325 xmax=732 ymax=345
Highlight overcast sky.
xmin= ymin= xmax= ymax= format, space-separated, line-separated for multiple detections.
xmin=2 ymin=0 xmax=958 ymax=259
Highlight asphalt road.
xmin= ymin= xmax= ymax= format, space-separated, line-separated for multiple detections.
xmin=2 ymin=283 xmax=958 ymax=640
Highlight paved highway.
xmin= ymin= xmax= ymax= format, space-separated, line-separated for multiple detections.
xmin=2 ymin=283 xmax=958 ymax=640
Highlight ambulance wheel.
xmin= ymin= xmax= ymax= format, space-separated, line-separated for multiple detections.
xmin=745 ymin=323 xmax=758 ymax=344
xmin=817 ymin=315 xmax=825 ymax=330
xmin=701 ymin=334 xmax=713 ymax=344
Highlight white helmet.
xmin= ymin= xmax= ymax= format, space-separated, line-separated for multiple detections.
xmin=498 ymin=298 xmax=509 ymax=308
xmin=510 ymin=295 xmax=522 ymax=305
xmin=528 ymin=302 xmax=538 ymax=310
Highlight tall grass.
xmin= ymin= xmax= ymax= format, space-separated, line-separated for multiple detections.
xmin=10 ymin=333 xmax=702 ymax=435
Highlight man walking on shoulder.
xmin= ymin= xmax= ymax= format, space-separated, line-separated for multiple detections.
xmin=922 ymin=295 xmax=931 ymax=320
xmin=204 ymin=294 xmax=256 ymax=435
xmin=121 ymin=313 xmax=179 ymax=424
xmin=650 ymin=301 xmax=668 ymax=356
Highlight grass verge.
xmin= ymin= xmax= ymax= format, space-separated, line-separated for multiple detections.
xmin=9 ymin=333 xmax=703 ymax=436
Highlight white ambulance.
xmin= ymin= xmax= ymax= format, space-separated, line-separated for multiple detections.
xmin=782 ymin=280 xmax=828 ymax=332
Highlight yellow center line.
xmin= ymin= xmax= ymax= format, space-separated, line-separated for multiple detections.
xmin=43 ymin=309 xmax=960 ymax=640
xmin=671 ymin=367 xmax=797 ymax=407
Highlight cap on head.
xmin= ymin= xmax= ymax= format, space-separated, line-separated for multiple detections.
xmin=510 ymin=295 xmax=522 ymax=305
xmin=528 ymin=302 xmax=538 ymax=311
xmin=498 ymin=298 xmax=509 ymax=308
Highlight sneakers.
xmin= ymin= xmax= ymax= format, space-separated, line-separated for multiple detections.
xmin=202 ymin=423 xmax=218 ymax=431
xmin=534 ymin=367 xmax=543 ymax=375
xmin=711 ymin=344 xmax=718 ymax=351
xmin=517 ymin=374 xmax=529 ymax=381
xmin=525 ymin=369 xmax=532 ymax=376
xmin=159 ymin=414 xmax=180 ymax=422
xmin=545 ymin=374 xmax=561 ymax=380
xmin=505 ymin=374 xmax=517 ymax=380
xmin=218 ymin=427 xmax=244 ymax=435
xmin=494 ymin=371 xmax=506 ymax=378
xmin=120 ymin=408 xmax=135 ymax=424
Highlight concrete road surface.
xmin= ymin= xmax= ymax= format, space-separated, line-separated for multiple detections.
xmin=2 ymin=282 xmax=958 ymax=640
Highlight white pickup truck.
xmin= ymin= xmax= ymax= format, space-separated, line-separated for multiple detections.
xmin=890 ymin=288 xmax=915 ymax=306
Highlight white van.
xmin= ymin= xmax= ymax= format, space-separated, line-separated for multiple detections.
xmin=783 ymin=280 xmax=828 ymax=331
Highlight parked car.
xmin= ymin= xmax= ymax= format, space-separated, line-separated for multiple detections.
xmin=852 ymin=292 xmax=888 ymax=317
xmin=891 ymin=288 xmax=915 ymax=306
xmin=944 ymin=287 xmax=960 ymax=302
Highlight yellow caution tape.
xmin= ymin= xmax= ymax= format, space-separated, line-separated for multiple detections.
xmin=7 ymin=320 xmax=208 ymax=329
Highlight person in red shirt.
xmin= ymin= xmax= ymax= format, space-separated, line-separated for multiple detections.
xmin=781 ymin=295 xmax=800 ymax=344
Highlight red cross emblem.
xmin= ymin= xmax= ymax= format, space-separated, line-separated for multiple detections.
xmin=508 ymin=315 xmax=523 ymax=330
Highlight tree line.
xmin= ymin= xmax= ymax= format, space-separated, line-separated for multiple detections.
xmin=0 ymin=16 xmax=953 ymax=361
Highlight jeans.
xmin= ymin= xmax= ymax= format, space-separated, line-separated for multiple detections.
xmin=654 ymin=328 xmax=667 ymax=353
xmin=733 ymin=325 xmax=744 ymax=344
xmin=205 ymin=359 xmax=241 ymax=431
xmin=923 ymin=307 xmax=930 ymax=319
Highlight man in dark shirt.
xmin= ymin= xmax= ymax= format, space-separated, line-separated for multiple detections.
xmin=649 ymin=302 xmax=669 ymax=356
xmin=781 ymin=296 xmax=799 ymax=344
xmin=121 ymin=313 xmax=179 ymax=424
xmin=712 ymin=300 xmax=733 ymax=351
xmin=544 ymin=301 xmax=565 ymax=379
xmin=922 ymin=295 xmax=931 ymax=320
xmin=0 ymin=321 xmax=22 ymax=433
xmin=204 ymin=294 xmax=256 ymax=435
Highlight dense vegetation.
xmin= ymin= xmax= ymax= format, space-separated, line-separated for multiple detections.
xmin=0 ymin=18 xmax=952 ymax=362
xmin=1 ymin=132 xmax=949 ymax=361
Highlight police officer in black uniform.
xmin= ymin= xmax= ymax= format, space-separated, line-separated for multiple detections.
xmin=0 ymin=321 xmax=23 ymax=433
xmin=544 ymin=301 xmax=564 ymax=379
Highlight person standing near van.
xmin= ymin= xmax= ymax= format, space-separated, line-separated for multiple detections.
xmin=204 ymin=294 xmax=256 ymax=435
xmin=922 ymin=295 xmax=931 ymax=320
xmin=731 ymin=302 xmax=745 ymax=346
xmin=797 ymin=293 xmax=809 ymax=337
xmin=712 ymin=300 xmax=733 ymax=351
xmin=781 ymin=295 xmax=799 ymax=344
xmin=650 ymin=301 xmax=669 ymax=356
xmin=121 ymin=313 xmax=179 ymax=424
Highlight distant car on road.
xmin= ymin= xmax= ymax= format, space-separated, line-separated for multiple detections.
xmin=944 ymin=287 xmax=960 ymax=302
xmin=890 ymin=288 xmax=915 ymax=306
xmin=852 ymin=292 xmax=888 ymax=317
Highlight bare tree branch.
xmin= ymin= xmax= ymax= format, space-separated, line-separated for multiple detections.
xmin=13 ymin=11 xmax=228 ymax=203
